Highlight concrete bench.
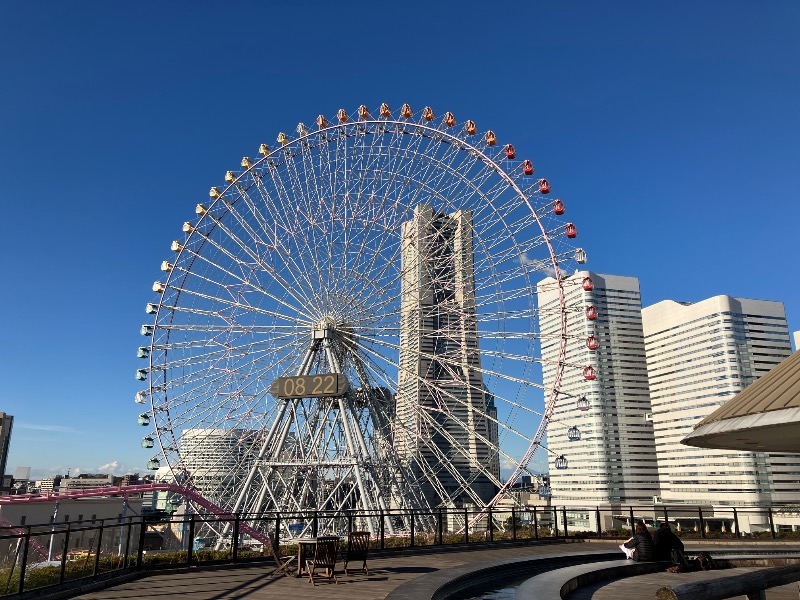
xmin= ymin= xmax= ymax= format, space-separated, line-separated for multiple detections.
xmin=515 ymin=559 xmax=670 ymax=599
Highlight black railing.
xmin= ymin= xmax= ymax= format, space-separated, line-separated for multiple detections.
xmin=0 ymin=504 xmax=798 ymax=597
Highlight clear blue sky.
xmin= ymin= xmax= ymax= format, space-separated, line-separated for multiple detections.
xmin=1 ymin=1 xmax=798 ymax=480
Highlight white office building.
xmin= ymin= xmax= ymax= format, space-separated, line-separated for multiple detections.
xmin=538 ymin=272 xmax=660 ymax=507
xmin=642 ymin=296 xmax=796 ymax=506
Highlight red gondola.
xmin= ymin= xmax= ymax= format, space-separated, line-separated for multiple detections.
xmin=582 ymin=276 xmax=593 ymax=291
xmin=552 ymin=199 xmax=565 ymax=215
xmin=585 ymin=305 xmax=598 ymax=320
xmin=522 ymin=160 xmax=534 ymax=175
xmin=565 ymin=223 xmax=577 ymax=238
xmin=505 ymin=144 xmax=516 ymax=159
xmin=539 ymin=179 xmax=551 ymax=194
xmin=583 ymin=366 xmax=597 ymax=381
xmin=586 ymin=335 xmax=599 ymax=350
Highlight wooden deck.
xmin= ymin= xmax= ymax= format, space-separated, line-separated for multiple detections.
xmin=72 ymin=541 xmax=620 ymax=600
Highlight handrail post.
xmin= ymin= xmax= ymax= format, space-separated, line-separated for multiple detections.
xmin=768 ymin=507 xmax=776 ymax=539
xmin=124 ymin=516 xmax=133 ymax=568
xmin=562 ymin=507 xmax=568 ymax=538
xmin=663 ymin=506 xmax=669 ymax=529
xmin=511 ymin=506 xmax=517 ymax=541
xmin=464 ymin=508 xmax=469 ymax=544
xmin=487 ymin=506 xmax=493 ymax=542
xmin=59 ymin=524 xmax=71 ymax=584
xmin=93 ymin=522 xmax=104 ymax=576
xmin=629 ymin=507 xmax=635 ymax=537
xmin=18 ymin=527 xmax=30 ymax=595
xmin=379 ymin=510 xmax=385 ymax=550
xmin=437 ymin=508 xmax=443 ymax=545
xmin=596 ymin=507 xmax=601 ymax=539
xmin=733 ymin=508 xmax=740 ymax=539
xmin=232 ymin=515 xmax=240 ymax=561
xmin=187 ymin=516 xmax=195 ymax=565
xmin=312 ymin=511 xmax=318 ymax=538
xmin=348 ymin=510 xmax=354 ymax=534
xmin=273 ymin=514 xmax=280 ymax=555
xmin=699 ymin=507 xmax=706 ymax=539
xmin=137 ymin=517 xmax=146 ymax=568
xmin=553 ymin=507 xmax=559 ymax=538
xmin=410 ymin=509 xmax=415 ymax=547
xmin=533 ymin=507 xmax=539 ymax=539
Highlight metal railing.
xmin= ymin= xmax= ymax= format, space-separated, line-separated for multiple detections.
xmin=0 ymin=504 xmax=798 ymax=597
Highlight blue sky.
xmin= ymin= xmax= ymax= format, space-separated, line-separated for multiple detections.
xmin=1 ymin=1 xmax=798 ymax=480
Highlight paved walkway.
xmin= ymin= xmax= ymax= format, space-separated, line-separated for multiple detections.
xmin=73 ymin=541 xmax=620 ymax=600
xmin=570 ymin=566 xmax=800 ymax=599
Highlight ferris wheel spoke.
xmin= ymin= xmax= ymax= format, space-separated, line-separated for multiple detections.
xmin=346 ymin=335 xmax=548 ymax=430
xmin=345 ymin=328 xmax=546 ymax=391
xmin=189 ymin=207 xmax=320 ymax=319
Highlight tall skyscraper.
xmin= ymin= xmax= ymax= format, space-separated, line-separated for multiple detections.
xmin=396 ymin=204 xmax=498 ymax=505
xmin=0 ymin=413 xmax=13 ymax=479
xmin=642 ymin=296 xmax=795 ymax=505
xmin=538 ymin=272 xmax=660 ymax=506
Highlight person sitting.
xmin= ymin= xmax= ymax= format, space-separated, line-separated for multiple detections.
xmin=620 ymin=521 xmax=654 ymax=561
xmin=653 ymin=521 xmax=684 ymax=562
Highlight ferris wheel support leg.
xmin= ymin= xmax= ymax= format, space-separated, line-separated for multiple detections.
xmin=217 ymin=343 xmax=319 ymax=547
xmin=324 ymin=342 xmax=383 ymax=535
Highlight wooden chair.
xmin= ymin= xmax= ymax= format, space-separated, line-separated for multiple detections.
xmin=267 ymin=533 xmax=295 ymax=578
xmin=306 ymin=536 xmax=339 ymax=585
xmin=343 ymin=531 xmax=370 ymax=576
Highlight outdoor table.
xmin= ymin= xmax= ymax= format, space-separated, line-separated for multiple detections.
xmin=295 ymin=536 xmax=340 ymax=577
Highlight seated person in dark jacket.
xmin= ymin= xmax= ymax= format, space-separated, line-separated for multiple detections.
xmin=652 ymin=522 xmax=684 ymax=561
xmin=620 ymin=521 xmax=654 ymax=561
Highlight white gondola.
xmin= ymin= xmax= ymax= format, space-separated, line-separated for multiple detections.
xmin=195 ymin=203 xmax=207 ymax=216
xmin=135 ymin=369 xmax=147 ymax=381
xmin=555 ymin=455 xmax=569 ymax=470
xmin=160 ymin=261 xmax=173 ymax=273
xmin=137 ymin=347 xmax=150 ymax=359
xmin=152 ymin=281 xmax=166 ymax=293
xmin=141 ymin=436 xmax=154 ymax=449
xmin=138 ymin=413 xmax=150 ymax=426
xmin=209 ymin=186 xmax=221 ymax=198
xmin=147 ymin=458 xmax=160 ymax=470
xmin=225 ymin=171 xmax=235 ymax=183
xmin=135 ymin=391 xmax=147 ymax=404
xmin=258 ymin=143 xmax=270 ymax=156
xmin=241 ymin=157 xmax=253 ymax=168
xmin=577 ymin=396 xmax=590 ymax=411
xmin=567 ymin=426 xmax=580 ymax=441
xmin=575 ymin=248 xmax=588 ymax=264
xmin=182 ymin=222 xmax=194 ymax=233
xmin=170 ymin=240 xmax=182 ymax=252
xmin=296 ymin=123 xmax=309 ymax=136
xmin=145 ymin=303 xmax=158 ymax=314
xmin=140 ymin=325 xmax=154 ymax=336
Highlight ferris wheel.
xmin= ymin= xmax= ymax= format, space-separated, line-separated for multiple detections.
xmin=134 ymin=103 xmax=591 ymax=538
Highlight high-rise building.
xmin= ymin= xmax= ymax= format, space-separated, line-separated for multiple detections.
xmin=642 ymin=296 xmax=795 ymax=505
xmin=793 ymin=331 xmax=800 ymax=352
xmin=538 ymin=272 xmax=660 ymax=506
xmin=0 ymin=413 xmax=13 ymax=479
xmin=396 ymin=204 xmax=498 ymax=505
